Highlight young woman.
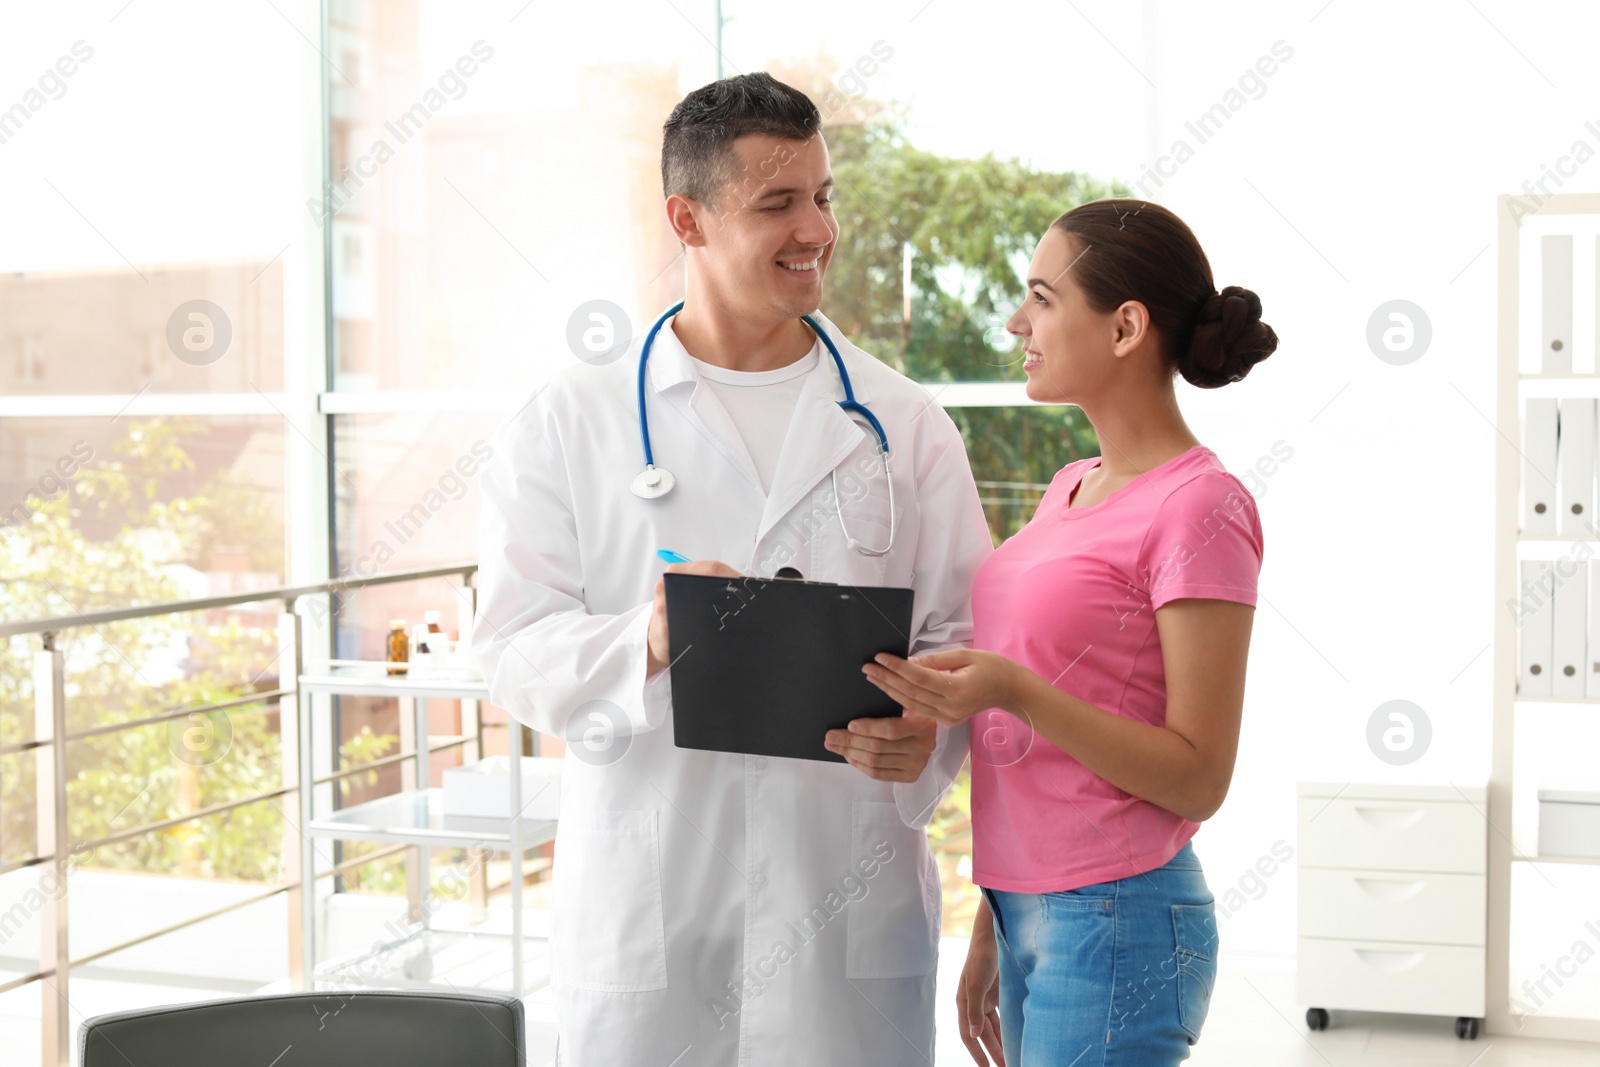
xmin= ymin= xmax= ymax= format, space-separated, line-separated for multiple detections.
xmin=862 ymin=199 xmax=1276 ymax=1066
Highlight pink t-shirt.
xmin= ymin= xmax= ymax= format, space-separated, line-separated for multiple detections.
xmin=969 ymin=445 xmax=1263 ymax=893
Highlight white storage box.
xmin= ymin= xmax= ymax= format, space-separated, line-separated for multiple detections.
xmin=441 ymin=756 xmax=561 ymax=820
xmin=1538 ymin=783 xmax=1600 ymax=858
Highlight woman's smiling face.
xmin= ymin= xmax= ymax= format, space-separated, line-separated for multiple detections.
xmin=1006 ymin=227 xmax=1145 ymax=405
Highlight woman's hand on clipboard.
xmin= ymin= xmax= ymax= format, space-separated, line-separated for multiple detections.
xmin=861 ymin=649 xmax=1032 ymax=727
xmin=647 ymin=559 xmax=742 ymax=675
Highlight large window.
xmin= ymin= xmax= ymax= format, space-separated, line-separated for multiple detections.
xmin=317 ymin=0 xmax=1109 ymax=549
xmin=1 ymin=9 xmax=1116 ymax=1050
xmin=0 ymin=3 xmax=319 ymax=1054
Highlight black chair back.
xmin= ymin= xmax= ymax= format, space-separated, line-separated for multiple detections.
xmin=79 ymin=990 xmax=525 ymax=1067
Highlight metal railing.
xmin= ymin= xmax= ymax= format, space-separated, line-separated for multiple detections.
xmin=1 ymin=562 xmax=478 ymax=1066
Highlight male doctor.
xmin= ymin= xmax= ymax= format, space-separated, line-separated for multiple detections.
xmin=474 ymin=72 xmax=992 ymax=1066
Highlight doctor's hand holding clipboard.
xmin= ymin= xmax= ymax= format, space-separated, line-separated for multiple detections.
xmin=646 ymin=554 xmax=939 ymax=782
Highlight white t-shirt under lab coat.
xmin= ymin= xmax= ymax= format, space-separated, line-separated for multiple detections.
xmin=690 ymin=342 xmax=821 ymax=493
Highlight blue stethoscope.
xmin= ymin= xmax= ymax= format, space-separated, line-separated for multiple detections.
xmin=632 ymin=301 xmax=896 ymax=556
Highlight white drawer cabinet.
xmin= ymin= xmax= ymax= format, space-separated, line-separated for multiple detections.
xmin=1298 ymin=869 xmax=1485 ymax=944
xmin=1297 ymin=940 xmax=1487 ymax=1019
xmin=1297 ymin=782 xmax=1487 ymax=1040
xmin=1296 ymin=797 xmax=1486 ymax=874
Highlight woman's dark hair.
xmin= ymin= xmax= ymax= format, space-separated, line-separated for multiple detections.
xmin=1052 ymin=199 xmax=1278 ymax=388
xmin=661 ymin=72 xmax=821 ymax=208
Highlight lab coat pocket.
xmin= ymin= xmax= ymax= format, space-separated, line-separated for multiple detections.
xmin=812 ymin=460 xmax=902 ymax=580
xmin=845 ymin=801 xmax=940 ymax=979
xmin=814 ymin=499 xmax=900 ymax=585
xmin=553 ymin=809 xmax=669 ymax=992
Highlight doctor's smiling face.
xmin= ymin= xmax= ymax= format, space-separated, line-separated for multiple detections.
xmin=661 ymin=73 xmax=838 ymax=336
xmin=673 ymin=131 xmax=838 ymax=324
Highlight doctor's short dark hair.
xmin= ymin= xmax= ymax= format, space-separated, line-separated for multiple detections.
xmin=1053 ymin=199 xmax=1279 ymax=389
xmin=661 ymin=72 xmax=822 ymax=208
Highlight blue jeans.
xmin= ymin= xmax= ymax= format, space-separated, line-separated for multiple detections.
xmin=981 ymin=842 xmax=1219 ymax=1066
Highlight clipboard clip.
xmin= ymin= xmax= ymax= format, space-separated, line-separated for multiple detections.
xmin=766 ymin=567 xmax=853 ymax=599
xmin=721 ymin=568 xmax=851 ymax=598
xmin=772 ymin=567 xmax=840 ymax=588
xmin=723 ymin=568 xmax=810 ymax=593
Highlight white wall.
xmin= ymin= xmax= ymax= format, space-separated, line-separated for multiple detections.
xmin=1131 ymin=0 xmax=1600 ymax=956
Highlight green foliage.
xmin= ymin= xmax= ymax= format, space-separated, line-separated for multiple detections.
xmin=337 ymin=725 xmax=399 ymax=802
xmin=333 ymin=840 xmax=410 ymax=896
xmin=1 ymin=420 xmax=289 ymax=881
xmin=823 ymin=121 xmax=1124 ymax=374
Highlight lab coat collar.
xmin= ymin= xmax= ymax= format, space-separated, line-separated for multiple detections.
xmin=645 ymin=309 xmax=873 ymax=404
xmin=642 ymin=309 xmax=883 ymax=550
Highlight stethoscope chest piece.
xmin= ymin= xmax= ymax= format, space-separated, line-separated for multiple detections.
xmin=632 ymin=464 xmax=675 ymax=500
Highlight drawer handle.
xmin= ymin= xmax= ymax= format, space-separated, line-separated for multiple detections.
xmin=1352 ymin=806 xmax=1425 ymax=831
xmin=1354 ymin=948 xmax=1426 ymax=973
xmin=1353 ymin=877 xmax=1426 ymax=902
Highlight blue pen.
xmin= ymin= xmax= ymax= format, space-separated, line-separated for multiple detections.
xmin=656 ymin=549 xmax=691 ymax=564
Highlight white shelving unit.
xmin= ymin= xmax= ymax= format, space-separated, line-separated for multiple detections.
xmin=1490 ymin=191 xmax=1600 ymax=1041
xmin=295 ymin=665 xmax=556 ymax=997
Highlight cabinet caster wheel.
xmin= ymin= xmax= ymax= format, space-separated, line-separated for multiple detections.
xmin=1455 ymin=1016 xmax=1479 ymax=1040
xmin=1306 ymin=1007 xmax=1329 ymax=1031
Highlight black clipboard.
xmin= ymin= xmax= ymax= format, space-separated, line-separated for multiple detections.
xmin=663 ymin=572 xmax=914 ymax=763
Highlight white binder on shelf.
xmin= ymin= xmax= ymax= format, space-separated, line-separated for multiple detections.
xmin=1524 ymin=398 xmax=1558 ymax=534
xmin=1558 ymin=398 xmax=1597 ymax=536
xmin=1520 ymin=560 xmax=1554 ymax=697
xmin=1543 ymin=234 xmax=1573 ymax=375
xmin=1553 ymin=559 xmax=1587 ymax=698
xmin=1588 ymin=562 xmax=1600 ymax=699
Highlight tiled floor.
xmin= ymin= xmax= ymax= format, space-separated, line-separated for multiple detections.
xmin=510 ymin=944 xmax=1600 ymax=1066
xmin=7 ymin=932 xmax=1599 ymax=1064
xmin=1185 ymin=954 xmax=1600 ymax=1067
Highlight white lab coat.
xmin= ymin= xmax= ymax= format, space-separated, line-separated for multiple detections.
xmin=474 ymin=311 xmax=994 ymax=1067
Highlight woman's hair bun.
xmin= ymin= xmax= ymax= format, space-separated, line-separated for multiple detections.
xmin=1180 ymin=285 xmax=1279 ymax=389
